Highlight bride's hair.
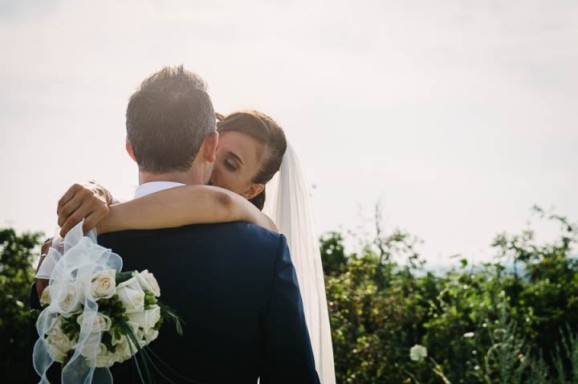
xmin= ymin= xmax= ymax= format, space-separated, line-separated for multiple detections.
xmin=216 ymin=111 xmax=287 ymax=210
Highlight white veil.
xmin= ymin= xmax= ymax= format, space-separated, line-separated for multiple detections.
xmin=263 ymin=143 xmax=336 ymax=384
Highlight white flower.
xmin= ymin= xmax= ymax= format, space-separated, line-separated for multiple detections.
xmin=77 ymin=312 xmax=112 ymax=333
xmin=78 ymin=330 xmax=104 ymax=361
xmin=144 ymin=329 xmax=159 ymax=344
xmin=127 ymin=305 xmax=161 ymax=333
xmin=410 ymin=344 xmax=428 ymax=362
xmin=91 ymin=269 xmax=116 ymax=299
xmin=46 ymin=318 xmax=76 ymax=363
xmin=463 ymin=332 xmax=475 ymax=338
xmin=112 ymin=336 xmax=135 ymax=363
xmin=135 ymin=325 xmax=159 ymax=348
xmin=112 ymin=320 xmax=144 ymax=364
xmin=116 ymin=277 xmax=145 ymax=313
xmin=135 ymin=270 xmax=161 ymax=297
xmin=40 ymin=286 xmax=52 ymax=306
xmin=54 ymin=283 xmax=82 ymax=315
xmin=121 ymin=320 xmax=145 ymax=348
xmin=94 ymin=344 xmax=116 ymax=368
xmin=95 ymin=354 xmax=116 ymax=368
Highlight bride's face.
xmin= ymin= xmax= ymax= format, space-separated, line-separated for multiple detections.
xmin=209 ymin=131 xmax=266 ymax=200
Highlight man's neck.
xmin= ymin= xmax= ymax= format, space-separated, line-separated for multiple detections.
xmin=139 ymin=171 xmax=201 ymax=186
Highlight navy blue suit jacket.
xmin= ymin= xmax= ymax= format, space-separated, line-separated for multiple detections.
xmin=97 ymin=222 xmax=320 ymax=383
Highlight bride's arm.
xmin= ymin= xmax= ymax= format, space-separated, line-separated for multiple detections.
xmin=97 ymin=185 xmax=278 ymax=234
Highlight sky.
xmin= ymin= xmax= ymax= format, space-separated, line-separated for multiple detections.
xmin=1 ymin=0 xmax=577 ymax=268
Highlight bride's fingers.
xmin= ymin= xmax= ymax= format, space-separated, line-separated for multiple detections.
xmin=57 ymin=197 xmax=84 ymax=228
xmin=57 ymin=184 xmax=100 ymax=227
xmin=57 ymin=183 xmax=84 ymax=216
xmin=82 ymin=208 xmax=109 ymax=235
xmin=59 ymin=195 xmax=109 ymax=236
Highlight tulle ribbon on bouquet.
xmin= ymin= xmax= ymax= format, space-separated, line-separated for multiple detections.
xmin=34 ymin=221 xmax=123 ymax=383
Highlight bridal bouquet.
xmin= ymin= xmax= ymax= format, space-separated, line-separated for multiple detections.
xmin=33 ymin=222 xmax=182 ymax=383
xmin=40 ymin=269 xmax=163 ymax=367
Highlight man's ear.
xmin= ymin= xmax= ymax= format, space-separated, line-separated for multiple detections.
xmin=201 ymin=131 xmax=219 ymax=163
xmin=125 ymin=138 xmax=137 ymax=162
xmin=243 ymin=183 xmax=265 ymax=200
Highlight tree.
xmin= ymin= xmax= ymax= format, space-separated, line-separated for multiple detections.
xmin=0 ymin=228 xmax=42 ymax=382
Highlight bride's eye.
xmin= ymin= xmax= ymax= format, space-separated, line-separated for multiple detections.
xmin=224 ymin=159 xmax=238 ymax=171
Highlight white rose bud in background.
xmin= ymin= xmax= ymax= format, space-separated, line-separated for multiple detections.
xmin=77 ymin=312 xmax=112 ymax=333
xmin=410 ymin=344 xmax=428 ymax=362
xmin=116 ymin=277 xmax=145 ymax=313
xmin=127 ymin=305 xmax=161 ymax=333
xmin=135 ymin=270 xmax=161 ymax=297
xmin=91 ymin=269 xmax=116 ymax=299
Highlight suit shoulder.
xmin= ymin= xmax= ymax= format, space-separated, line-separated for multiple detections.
xmin=203 ymin=222 xmax=286 ymax=249
xmin=99 ymin=222 xmax=286 ymax=251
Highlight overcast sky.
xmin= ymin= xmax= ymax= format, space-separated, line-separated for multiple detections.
xmin=1 ymin=0 xmax=577 ymax=267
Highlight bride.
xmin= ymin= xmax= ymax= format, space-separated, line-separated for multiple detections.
xmin=46 ymin=110 xmax=336 ymax=384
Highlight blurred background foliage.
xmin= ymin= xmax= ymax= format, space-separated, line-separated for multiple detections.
xmin=320 ymin=206 xmax=578 ymax=383
xmin=2 ymin=206 xmax=577 ymax=383
xmin=0 ymin=228 xmax=41 ymax=383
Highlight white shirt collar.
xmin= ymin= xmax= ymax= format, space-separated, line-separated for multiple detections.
xmin=134 ymin=181 xmax=185 ymax=199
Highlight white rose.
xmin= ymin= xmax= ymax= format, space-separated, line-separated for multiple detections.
xmin=78 ymin=331 xmax=103 ymax=361
xmin=40 ymin=286 xmax=51 ymax=306
xmin=115 ymin=321 xmax=144 ymax=362
xmin=46 ymin=334 xmax=70 ymax=363
xmin=94 ymin=344 xmax=116 ymax=368
xmin=127 ymin=305 xmax=161 ymax=333
xmin=54 ymin=283 xmax=82 ymax=315
xmin=95 ymin=353 xmax=115 ymax=368
xmin=46 ymin=318 xmax=76 ymax=363
xmin=144 ymin=328 xmax=159 ymax=344
xmin=91 ymin=269 xmax=116 ymax=299
xmin=112 ymin=336 xmax=135 ymax=363
xmin=112 ymin=320 xmax=140 ymax=345
xmin=77 ymin=312 xmax=112 ymax=333
xmin=135 ymin=270 xmax=161 ymax=297
xmin=116 ymin=277 xmax=145 ymax=313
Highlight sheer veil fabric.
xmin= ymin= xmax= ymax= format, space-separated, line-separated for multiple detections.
xmin=263 ymin=144 xmax=336 ymax=383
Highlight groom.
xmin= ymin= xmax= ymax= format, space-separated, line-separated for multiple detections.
xmin=101 ymin=67 xmax=319 ymax=383
xmin=57 ymin=67 xmax=319 ymax=383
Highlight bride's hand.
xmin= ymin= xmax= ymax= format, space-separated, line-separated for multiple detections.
xmin=57 ymin=181 xmax=113 ymax=236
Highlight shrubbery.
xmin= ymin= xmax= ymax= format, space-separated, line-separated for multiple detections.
xmin=0 ymin=228 xmax=42 ymax=383
xmin=322 ymin=207 xmax=578 ymax=383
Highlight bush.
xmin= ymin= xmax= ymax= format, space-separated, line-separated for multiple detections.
xmin=323 ymin=207 xmax=578 ymax=383
xmin=0 ymin=228 xmax=42 ymax=383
